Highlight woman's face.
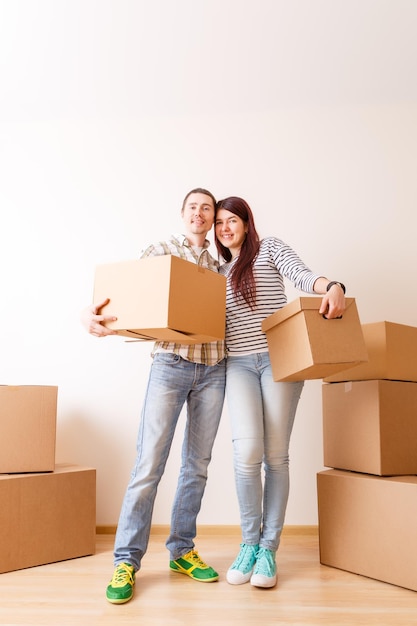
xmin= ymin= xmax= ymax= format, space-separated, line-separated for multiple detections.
xmin=215 ymin=208 xmax=247 ymax=258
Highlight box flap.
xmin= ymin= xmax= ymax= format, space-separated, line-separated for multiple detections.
xmin=120 ymin=328 xmax=221 ymax=344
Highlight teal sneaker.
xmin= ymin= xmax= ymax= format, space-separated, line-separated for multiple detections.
xmin=250 ymin=547 xmax=277 ymax=588
xmin=106 ymin=562 xmax=135 ymax=604
xmin=226 ymin=543 xmax=259 ymax=585
xmin=170 ymin=550 xmax=219 ymax=582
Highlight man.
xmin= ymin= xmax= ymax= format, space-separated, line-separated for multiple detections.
xmin=81 ymin=188 xmax=226 ymax=604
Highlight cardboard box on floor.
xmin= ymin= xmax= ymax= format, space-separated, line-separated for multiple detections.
xmin=324 ymin=321 xmax=417 ymax=383
xmin=323 ymin=380 xmax=417 ymax=476
xmin=317 ymin=469 xmax=417 ymax=592
xmin=0 ymin=464 xmax=96 ymax=574
xmin=0 ymin=385 xmax=57 ymax=474
xmin=93 ymin=255 xmax=226 ymax=343
xmin=261 ymin=297 xmax=368 ymax=382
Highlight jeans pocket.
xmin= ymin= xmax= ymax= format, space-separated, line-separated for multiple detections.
xmin=153 ymin=352 xmax=181 ymax=365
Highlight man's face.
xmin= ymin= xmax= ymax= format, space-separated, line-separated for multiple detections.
xmin=181 ymin=192 xmax=215 ymax=237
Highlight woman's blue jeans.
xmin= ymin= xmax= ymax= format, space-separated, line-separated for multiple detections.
xmin=113 ymin=352 xmax=226 ymax=570
xmin=225 ymin=353 xmax=304 ymax=552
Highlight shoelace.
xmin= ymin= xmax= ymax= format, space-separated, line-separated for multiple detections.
xmin=184 ymin=550 xmax=208 ymax=569
xmin=111 ymin=564 xmax=134 ymax=587
xmin=233 ymin=544 xmax=257 ymax=569
xmin=254 ymin=548 xmax=275 ymax=576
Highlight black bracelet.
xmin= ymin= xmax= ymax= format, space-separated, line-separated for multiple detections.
xmin=326 ymin=281 xmax=346 ymax=294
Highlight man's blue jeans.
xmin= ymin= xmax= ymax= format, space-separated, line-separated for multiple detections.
xmin=113 ymin=352 xmax=226 ymax=571
xmin=225 ymin=352 xmax=304 ymax=552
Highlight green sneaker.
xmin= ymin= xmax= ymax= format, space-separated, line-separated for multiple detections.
xmin=106 ymin=562 xmax=135 ymax=604
xmin=169 ymin=550 xmax=219 ymax=582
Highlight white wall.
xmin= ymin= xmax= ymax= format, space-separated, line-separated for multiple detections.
xmin=1 ymin=0 xmax=416 ymax=526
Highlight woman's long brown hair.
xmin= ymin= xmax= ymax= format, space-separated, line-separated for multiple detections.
xmin=215 ymin=196 xmax=260 ymax=310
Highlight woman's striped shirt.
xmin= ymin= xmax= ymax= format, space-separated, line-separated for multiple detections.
xmin=218 ymin=236 xmax=321 ymax=356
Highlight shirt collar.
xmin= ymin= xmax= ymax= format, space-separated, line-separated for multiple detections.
xmin=173 ymin=233 xmax=211 ymax=250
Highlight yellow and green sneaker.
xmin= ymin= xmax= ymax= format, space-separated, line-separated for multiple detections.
xmin=169 ymin=550 xmax=219 ymax=582
xmin=106 ymin=562 xmax=135 ymax=604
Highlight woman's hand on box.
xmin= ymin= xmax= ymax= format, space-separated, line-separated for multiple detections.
xmin=319 ymin=288 xmax=346 ymax=320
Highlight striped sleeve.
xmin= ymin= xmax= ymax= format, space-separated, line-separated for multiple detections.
xmin=219 ymin=237 xmax=321 ymax=355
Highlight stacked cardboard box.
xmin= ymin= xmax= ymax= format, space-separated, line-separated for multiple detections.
xmin=317 ymin=321 xmax=417 ymax=592
xmin=0 ymin=385 xmax=96 ymax=574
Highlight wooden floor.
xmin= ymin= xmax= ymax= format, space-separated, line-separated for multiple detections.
xmin=2 ymin=529 xmax=417 ymax=626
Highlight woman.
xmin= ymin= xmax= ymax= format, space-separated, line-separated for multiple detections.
xmin=215 ymin=196 xmax=345 ymax=588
